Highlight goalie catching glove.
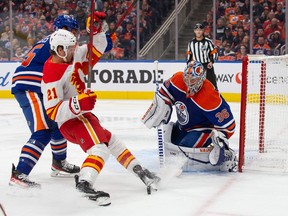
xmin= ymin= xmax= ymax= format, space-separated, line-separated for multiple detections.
xmin=86 ymin=11 xmax=108 ymax=35
xmin=141 ymin=93 xmax=172 ymax=129
xmin=69 ymin=92 xmax=97 ymax=115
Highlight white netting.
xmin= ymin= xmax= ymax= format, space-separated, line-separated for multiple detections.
xmin=242 ymin=55 xmax=288 ymax=173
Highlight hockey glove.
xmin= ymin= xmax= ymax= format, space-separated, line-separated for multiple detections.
xmin=86 ymin=11 xmax=107 ymax=35
xmin=69 ymin=92 xmax=97 ymax=115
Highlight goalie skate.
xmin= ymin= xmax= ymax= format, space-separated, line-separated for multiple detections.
xmin=9 ymin=164 xmax=41 ymax=189
xmin=133 ymin=165 xmax=161 ymax=193
xmin=51 ymin=159 xmax=80 ymax=177
xmin=75 ymin=175 xmax=111 ymax=206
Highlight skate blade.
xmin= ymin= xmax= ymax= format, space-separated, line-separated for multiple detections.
xmin=86 ymin=195 xmax=111 ymax=206
xmin=147 ymin=183 xmax=158 ymax=195
xmin=7 ymin=184 xmax=41 ymax=197
xmin=50 ymin=170 xmax=79 ymax=178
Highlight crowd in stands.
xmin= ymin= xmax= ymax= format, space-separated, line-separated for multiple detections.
xmin=0 ymin=0 xmax=286 ymax=62
xmin=0 ymin=0 xmax=173 ymax=61
xmin=201 ymin=0 xmax=286 ymax=61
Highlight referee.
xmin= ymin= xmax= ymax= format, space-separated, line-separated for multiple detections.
xmin=187 ymin=23 xmax=218 ymax=89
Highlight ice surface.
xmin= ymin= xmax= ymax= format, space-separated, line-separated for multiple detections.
xmin=0 ymin=99 xmax=287 ymax=216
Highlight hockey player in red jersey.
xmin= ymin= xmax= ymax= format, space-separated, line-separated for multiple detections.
xmin=41 ymin=29 xmax=160 ymax=206
xmin=142 ymin=61 xmax=237 ymax=172
xmin=9 ymin=15 xmax=81 ymax=189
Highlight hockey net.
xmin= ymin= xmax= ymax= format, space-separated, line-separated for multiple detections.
xmin=239 ymin=55 xmax=288 ymax=173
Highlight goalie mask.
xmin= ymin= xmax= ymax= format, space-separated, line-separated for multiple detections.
xmin=183 ymin=61 xmax=206 ymax=96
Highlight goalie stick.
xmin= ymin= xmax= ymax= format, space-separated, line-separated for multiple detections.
xmin=154 ymin=60 xmax=165 ymax=167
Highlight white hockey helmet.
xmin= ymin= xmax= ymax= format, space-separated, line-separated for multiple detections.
xmin=183 ymin=61 xmax=206 ymax=96
xmin=50 ymin=29 xmax=77 ymax=60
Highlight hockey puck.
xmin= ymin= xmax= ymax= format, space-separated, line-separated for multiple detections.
xmin=147 ymin=186 xmax=151 ymax=195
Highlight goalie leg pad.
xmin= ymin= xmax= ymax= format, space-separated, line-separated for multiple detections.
xmin=141 ymin=93 xmax=172 ymax=129
xmin=220 ymin=148 xmax=238 ymax=172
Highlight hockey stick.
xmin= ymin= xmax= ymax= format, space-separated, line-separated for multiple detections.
xmin=112 ymin=0 xmax=138 ymax=34
xmin=86 ymin=0 xmax=138 ymax=90
xmin=0 ymin=203 xmax=7 ymax=216
xmin=154 ymin=60 xmax=165 ymax=167
xmin=87 ymin=0 xmax=95 ymax=91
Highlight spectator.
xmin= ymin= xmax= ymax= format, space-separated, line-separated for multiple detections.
xmin=263 ymin=11 xmax=275 ymax=30
xmin=236 ymin=45 xmax=248 ymax=60
xmin=12 ymin=46 xmax=25 ymax=61
xmin=253 ymin=35 xmax=271 ymax=55
xmin=259 ymin=6 xmax=270 ymax=23
xmin=232 ymin=26 xmax=245 ymax=49
xmin=267 ymin=31 xmax=284 ymax=55
xmin=264 ymin=18 xmax=283 ymax=39
xmin=106 ymin=8 xmax=116 ymax=24
xmin=253 ymin=0 xmax=264 ymax=17
xmin=218 ymin=42 xmax=236 ymax=61
xmin=254 ymin=28 xmax=265 ymax=43
xmin=120 ymin=21 xmax=136 ymax=59
xmin=221 ymin=27 xmax=234 ymax=44
xmin=225 ymin=0 xmax=237 ymax=17
xmin=0 ymin=46 xmax=8 ymax=61
xmin=274 ymin=2 xmax=285 ymax=23
xmin=216 ymin=17 xmax=226 ymax=40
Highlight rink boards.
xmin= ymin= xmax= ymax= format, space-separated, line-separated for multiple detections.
xmin=0 ymin=61 xmax=242 ymax=101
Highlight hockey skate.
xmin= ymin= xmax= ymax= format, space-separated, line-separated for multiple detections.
xmin=9 ymin=164 xmax=41 ymax=189
xmin=75 ymin=175 xmax=111 ymax=206
xmin=133 ymin=165 xmax=161 ymax=194
xmin=51 ymin=159 xmax=80 ymax=177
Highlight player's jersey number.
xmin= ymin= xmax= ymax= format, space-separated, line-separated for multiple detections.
xmin=22 ymin=44 xmax=44 ymax=67
xmin=47 ymin=88 xmax=58 ymax=101
xmin=215 ymin=109 xmax=230 ymax=123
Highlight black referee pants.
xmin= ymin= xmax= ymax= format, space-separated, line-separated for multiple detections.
xmin=202 ymin=63 xmax=218 ymax=89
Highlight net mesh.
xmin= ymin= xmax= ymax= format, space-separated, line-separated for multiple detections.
xmin=243 ymin=55 xmax=288 ymax=173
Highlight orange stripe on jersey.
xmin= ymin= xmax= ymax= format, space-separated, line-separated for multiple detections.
xmin=22 ymin=147 xmax=41 ymax=159
xmin=195 ymin=133 xmax=210 ymax=148
xmin=12 ymin=76 xmax=42 ymax=82
xmin=28 ymin=92 xmax=47 ymax=131
xmin=78 ymin=115 xmax=100 ymax=144
xmin=117 ymin=149 xmax=135 ymax=168
xmin=226 ymin=122 xmax=236 ymax=138
xmin=51 ymin=143 xmax=67 ymax=150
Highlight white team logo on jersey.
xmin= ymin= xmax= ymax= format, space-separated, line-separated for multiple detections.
xmin=175 ymin=101 xmax=189 ymax=125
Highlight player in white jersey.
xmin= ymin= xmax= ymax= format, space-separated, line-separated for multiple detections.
xmin=41 ymin=29 xmax=160 ymax=206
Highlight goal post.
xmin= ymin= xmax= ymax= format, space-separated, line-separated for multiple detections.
xmin=239 ymin=54 xmax=288 ymax=173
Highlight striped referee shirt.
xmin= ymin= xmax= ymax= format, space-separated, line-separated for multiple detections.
xmin=187 ymin=37 xmax=218 ymax=64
